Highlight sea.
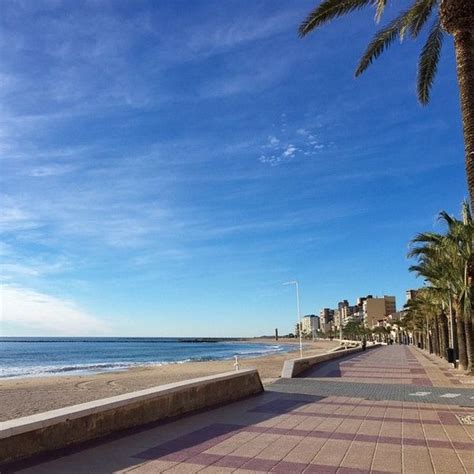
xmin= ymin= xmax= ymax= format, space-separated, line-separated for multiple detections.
xmin=0 ymin=337 xmax=294 ymax=379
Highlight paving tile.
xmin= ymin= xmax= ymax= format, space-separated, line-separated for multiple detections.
xmin=162 ymin=462 xmax=203 ymax=473
xmin=371 ymin=443 xmax=402 ymax=473
xmin=402 ymin=445 xmax=434 ymax=473
xmin=239 ymin=456 xmax=280 ymax=472
xmin=282 ymin=437 xmax=327 ymax=464
xmin=198 ymin=466 xmax=235 ymax=473
xmin=428 ymin=447 xmax=466 ymax=474
xmin=231 ymin=433 xmax=280 ymax=458
xmin=357 ymin=420 xmax=384 ymax=436
xmin=271 ymin=460 xmax=309 ymax=473
xmin=339 ymin=440 xmax=376 ymax=471
xmin=310 ymin=439 xmax=352 ymax=467
xmin=423 ymin=422 xmax=450 ymax=443
xmin=378 ymin=421 xmax=402 ymax=438
xmin=456 ymin=449 xmax=474 ymax=472
xmin=255 ymin=435 xmax=302 ymax=460
xmin=211 ymin=454 xmax=248 ymax=470
xmin=303 ymin=463 xmax=338 ymax=473
xmin=333 ymin=417 xmax=364 ymax=434
xmin=11 ymin=346 xmax=474 ymax=474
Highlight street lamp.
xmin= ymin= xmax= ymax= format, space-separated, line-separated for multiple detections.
xmin=283 ymin=280 xmax=303 ymax=358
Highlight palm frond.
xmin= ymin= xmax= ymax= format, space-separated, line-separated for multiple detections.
xmin=355 ymin=10 xmax=412 ymax=76
xmin=417 ymin=19 xmax=443 ymax=105
xmin=410 ymin=231 xmax=444 ymax=245
xmin=437 ymin=210 xmax=456 ymax=227
xmin=299 ymin=0 xmax=372 ymax=37
xmin=461 ymin=200 xmax=472 ymax=225
xmin=374 ymin=0 xmax=387 ymax=22
xmin=403 ymin=0 xmax=437 ymax=38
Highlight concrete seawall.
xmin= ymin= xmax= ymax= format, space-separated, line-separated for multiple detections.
xmin=281 ymin=343 xmax=381 ymax=378
xmin=0 ymin=368 xmax=263 ymax=465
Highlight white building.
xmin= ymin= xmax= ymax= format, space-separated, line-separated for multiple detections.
xmin=301 ymin=314 xmax=319 ymax=336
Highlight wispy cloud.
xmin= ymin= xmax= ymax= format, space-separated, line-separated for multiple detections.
xmin=1 ymin=285 xmax=109 ymax=335
xmin=0 ymin=195 xmax=42 ymax=233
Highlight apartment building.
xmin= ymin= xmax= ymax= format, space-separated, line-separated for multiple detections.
xmin=363 ymin=295 xmax=397 ymax=328
xmin=337 ymin=300 xmax=360 ymax=327
xmin=301 ymin=314 xmax=319 ymax=335
xmin=319 ymin=308 xmax=334 ymax=334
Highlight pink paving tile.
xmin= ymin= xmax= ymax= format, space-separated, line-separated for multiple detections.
xmin=303 ymin=463 xmax=338 ymax=473
xmin=371 ymin=444 xmax=402 ymax=473
xmin=163 ymin=462 xmax=203 ymax=473
xmin=270 ymin=460 xmax=309 ymax=472
xmin=428 ymin=447 xmax=467 ymax=474
xmin=402 ymin=445 xmax=435 ymax=473
xmin=339 ymin=440 xmax=377 ymax=471
xmin=211 ymin=454 xmax=249 ymax=469
xmin=310 ymin=439 xmax=352 ymax=468
xmin=239 ymin=457 xmax=280 ymax=471
xmin=199 ymin=466 xmax=235 ymax=473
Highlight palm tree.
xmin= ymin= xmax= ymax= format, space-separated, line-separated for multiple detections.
xmin=404 ymin=289 xmax=437 ymax=351
xmin=299 ymin=0 xmax=474 ymax=210
xmin=408 ymin=202 xmax=473 ymax=371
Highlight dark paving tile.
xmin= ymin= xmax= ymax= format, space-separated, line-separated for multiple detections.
xmin=240 ymin=457 xmax=280 ymax=471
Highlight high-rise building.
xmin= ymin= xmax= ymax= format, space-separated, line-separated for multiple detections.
xmin=301 ymin=314 xmax=319 ymax=335
xmin=337 ymin=300 xmax=360 ymax=327
xmin=362 ymin=295 xmax=396 ymax=328
xmin=319 ymin=308 xmax=334 ymax=334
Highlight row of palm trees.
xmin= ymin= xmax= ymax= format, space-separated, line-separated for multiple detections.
xmin=406 ymin=202 xmax=473 ymax=372
xmin=297 ymin=1 xmax=473 ymax=373
xmin=311 ymin=321 xmax=392 ymax=342
xmin=296 ymin=2 xmax=473 ymax=372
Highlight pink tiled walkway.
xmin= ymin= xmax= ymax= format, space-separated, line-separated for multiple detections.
xmin=304 ymin=345 xmax=472 ymax=388
xmin=13 ymin=346 xmax=474 ymax=474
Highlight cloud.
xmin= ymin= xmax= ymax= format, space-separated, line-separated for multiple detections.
xmin=283 ymin=144 xmax=297 ymax=157
xmin=259 ymin=118 xmax=327 ymax=166
xmin=0 ymin=195 xmax=42 ymax=233
xmin=198 ymin=57 xmax=290 ymax=98
xmin=0 ymin=285 xmax=109 ymax=335
xmin=153 ymin=7 xmax=299 ymax=64
xmin=26 ymin=164 xmax=77 ymax=177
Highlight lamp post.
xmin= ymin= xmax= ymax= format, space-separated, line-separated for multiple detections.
xmin=284 ymin=280 xmax=303 ymax=358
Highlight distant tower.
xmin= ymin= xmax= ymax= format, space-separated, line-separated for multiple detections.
xmin=406 ymin=289 xmax=418 ymax=304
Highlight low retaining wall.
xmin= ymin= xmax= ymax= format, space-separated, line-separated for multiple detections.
xmin=281 ymin=343 xmax=380 ymax=378
xmin=0 ymin=369 xmax=263 ymax=465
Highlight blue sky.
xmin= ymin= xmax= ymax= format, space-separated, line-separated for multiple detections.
xmin=0 ymin=0 xmax=467 ymax=337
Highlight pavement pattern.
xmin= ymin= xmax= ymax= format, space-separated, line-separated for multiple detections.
xmin=11 ymin=346 xmax=474 ymax=473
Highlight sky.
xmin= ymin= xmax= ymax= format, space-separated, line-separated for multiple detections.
xmin=0 ymin=0 xmax=467 ymax=337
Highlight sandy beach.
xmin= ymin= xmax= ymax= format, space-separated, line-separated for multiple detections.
xmin=0 ymin=339 xmax=338 ymax=421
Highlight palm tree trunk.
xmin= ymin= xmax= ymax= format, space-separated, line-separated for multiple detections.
xmin=452 ymin=30 xmax=474 ymax=208
xmin=433 ymin=314 xmax=440 ymax=356
xmin=451 ymin=299 xmax=459 ymax=360
xmin=433 ymin=326 xmax=437 ymax=355
xmin=465 ymin=314 xmax=473 ymax=373
xmin=454 ymin=301 xmax=468 ymax=370
xmin=440 ymin=311 xmax=449 ymax=360
xmin=440 ymin=1 xmax=474 ymax=206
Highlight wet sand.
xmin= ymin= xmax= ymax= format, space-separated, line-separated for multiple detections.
xmin=0 ymin=339 xmax=338 ymax=421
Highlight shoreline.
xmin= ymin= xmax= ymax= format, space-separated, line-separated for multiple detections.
xmin=0 ymin=339 xmax=338 ymax=421
xmin=0 ymin=337 xmax=299 ymax=381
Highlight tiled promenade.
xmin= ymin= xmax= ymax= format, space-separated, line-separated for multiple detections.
xmin=13 ymin=346 xmax=474 ymax=473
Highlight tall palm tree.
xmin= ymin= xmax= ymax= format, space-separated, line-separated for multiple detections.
xmin=299 ymin=0 xmax=474 ymax=210
xmin=404 ymin=289 xmax=435 ymax=352
xmin=408 ymin=202 xmax=473 ymax=371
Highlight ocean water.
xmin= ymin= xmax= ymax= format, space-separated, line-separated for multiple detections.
xmin=0 ymin=337 xmax=294 ymax=379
